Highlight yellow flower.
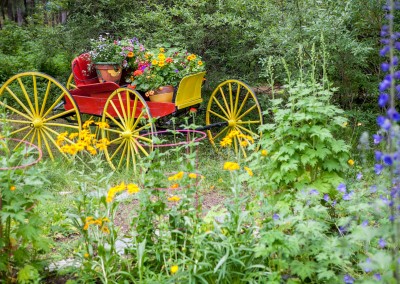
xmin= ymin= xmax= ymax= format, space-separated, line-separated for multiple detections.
xmin=168 ymin=195 xmax=181 ymax=202
xmin=95 ymin=121 xmax=110 ymax=129
xmin=168 ymin=171 xmax=185 ymax=181
xmin=170 ymin=265 xmax=179 ymax=274
xmin=244 ymin=166 xmax=253 ymax=176
xmin=223 ymin=161 xmax=240 ymax=171
xmin=357 ymin=122 xmax=362 ymax=126
xmin=101 ymin=226 xmax=110 ymax=234
xmin=56 ymin=131 xmax=68 ymax=146
xmin=152 ymin=59 xmax=158 ymax=65
xmin=86 ymin=145 xmax=97 ymax=155
xmin=158 ymin=60 xmax=165 ymax=67
xmin=158 ymin=53 xmax=166 ymax=60
xmin=240 ymin=140 xmax=249 ymax=147
xmin=198 ymin=60 xmax=203 ymax=66
xmin=348 ymin=159 xmax=355 ymax=166
xmin=159 ymin=48 xmax=165 ymax=53
xmin=69 ymin=132 xmax=79 ymax=140
xmin=261 ymin=149 xmax=268 ymax=156
xmin=220 ymin=136 xmax=232 ymax=147
xmin=10 ymin=185 xmax=16 ymax=191
xmin=188 ymin=173 xmax=197 ymax=179
xmin=84 ymin=253 xmax=90 ymax=258
xmin=342 ymin=122 xmax=348 ymax=127
xmin=83 ymin=120 xmax=94 ymax=129
xmin=127 ymin=183 xmax=140 ymax=194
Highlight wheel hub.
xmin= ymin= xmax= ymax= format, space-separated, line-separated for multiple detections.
xmin=120 ymin=130 xmax=132 ymax=139
xmin=228 ymin=119 xmax=236 ymax=127
xmin=31 ymin=117 xmax=43 ymax=128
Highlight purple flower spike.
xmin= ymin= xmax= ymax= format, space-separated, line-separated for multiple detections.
xmin=396 ymin=42 xmax=400 ymax=51
xmin=377 ymin=116 xmax=385 ymax=127
xmin=373 ymin=135 xmax=382 ymax=144
xmin=309 ymin=189 xmax=319 ymax=195
xmin=337 ymin=183 xmax=346 ymax=193
xmin=394 ymin=56 xmax=399 ymax=65
xmin=375 ymin=150 xmax=383 ymax=161
xmin=379 ymin=80 xmax=391 ymax=92
xmin=343 ymin=274 xmax=354 ymax=284
xmin=343 ymin=191 xmax=353 ymax=201
xmin=272 ymin=213 xmax=279 ymax=220
xmin=357 ymin=173 xmax=363 ymax=180
xmin=382 ymin=119 xmax=392 ymax=131
xmin=362 ymin=220 xmax=369 ymax=227
xmin=375 ymin=164 xmax=384 ymax=175
xmin=381 ymin=62 xmax=390 ymax=72
xmin=374 ymin=273 xmax=381 ymax=281
xmin=370 ymin=185 xmax=377 ymax=193
xmin=323 ymin=194 xmax=330 ymax=202
xmin=383 ymin=155 xmax=393 ymax=165
xmin=378 ymin=93 xmax=389 ymax=107
xmin=378 ymin=238 xmax=386 ymax=248
xmin=380 ymin=46 xmax=390 ymax=56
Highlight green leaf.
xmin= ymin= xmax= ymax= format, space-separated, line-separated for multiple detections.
xmin=290 ymin=260 xmax=317 ymax=280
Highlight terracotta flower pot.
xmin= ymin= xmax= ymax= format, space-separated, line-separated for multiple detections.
xmin=94 ymin=63 xmax=122 ymax=84
xmin=149 ymin=85 xmax=174 ymax=103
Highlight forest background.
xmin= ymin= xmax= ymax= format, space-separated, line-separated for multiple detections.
xmin=0 ymin=0 xmax=387 ymax=116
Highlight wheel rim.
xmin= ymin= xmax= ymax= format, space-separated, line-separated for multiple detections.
xmin=206 ymin=80 xmax=263 ymax=158
xmin=102 ymin=88 xmax=155 ymax=171
xmin=0 ymin=72 xmax=82 ymax=159
xmin=66 ymin=73 xmax=77 ymax=90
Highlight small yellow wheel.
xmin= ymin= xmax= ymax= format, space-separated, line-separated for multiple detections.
xmin=0 ymin=72 xmax=82 ymax=159
xmin=206 ymin=79 xmax=263 ymax=158
xmin=101 ymin=88 xmax=155 ymax=171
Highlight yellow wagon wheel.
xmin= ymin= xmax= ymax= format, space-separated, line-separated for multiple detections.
xmin=206 ymin=79 xmax=263 ymax=158
xmin=101 ymin=88 xmax=155 ymax=171
xmin=66 ymin=73 xmax=77 ymax=90
xmin=0 ymin=72 xmax=82 ymax=159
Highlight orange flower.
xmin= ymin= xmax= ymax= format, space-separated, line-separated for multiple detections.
xmin=170 ymin=183 xmax=179 ymax=189
xmin=133 ymin=69 xmax=143 ymax=76
xmin=10 ymin=185 xmax=16 ymax=191
xmin=127 ymin=51 xmax=134 ymax=58
xmin=166 ymin=57 xmax=173 ymax=63
xmin=168 ymin=195 xmax=181 ymax=202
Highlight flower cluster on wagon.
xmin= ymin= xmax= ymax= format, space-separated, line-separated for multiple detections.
xmin=86 ymin=35 xmax=205 ymax=97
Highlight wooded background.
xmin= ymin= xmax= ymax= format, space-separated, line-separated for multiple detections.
xmin=0 ymin=0 xmax=389 ymax=110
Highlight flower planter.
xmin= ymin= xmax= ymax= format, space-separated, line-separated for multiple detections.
xmin=149 ymin=85 xmax=174 ymax=103
xmin=94 ymin=63 xmax=122 ymax=84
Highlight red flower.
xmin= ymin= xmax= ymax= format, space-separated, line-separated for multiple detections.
xmin=133 ymin=69 xmax=143 ymax=76
xmin=189 ymin=107 xmax=197 ymax=113
xmin=166 ymin=57 xmax=173 ymax=63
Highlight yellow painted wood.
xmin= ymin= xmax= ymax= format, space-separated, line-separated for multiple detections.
xmin=101 ymin=87 xmax=155 ymax=172
xmin=205 ymin=79 xmax=263 ymax=158
xmin=0 ymin=72 xmax=81 ymax=159
xmin=175 ymin=71 xmax=206 ymax=109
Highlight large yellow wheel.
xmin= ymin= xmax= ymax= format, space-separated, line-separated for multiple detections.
xmin=66 ymin=73 xmax=77 ymax=90
xmin=0 ymin=72 xmax=81 ymax=159
xmin=101 ymin=88 xmax=155 ymax=171
xmin=206 ymin=80 xmax=263 ymax=158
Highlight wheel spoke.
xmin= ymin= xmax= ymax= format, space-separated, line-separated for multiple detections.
xmin=208 ymin=109 xmax=229 ymax=122
xmin=235 ymin=91 xmax=250 ymax=119
xmin=17 ymin=77 xmax=36 ymax=116
xmin=117 ymin=92 xmax=129 ymax=127
xmin=42 ymin=125 xmax=75 ymax=145
xmin=44 ymin=108 xmax=78 ymax=122
xmin=236 ymin=104 xmax=258 ymax=121
xmin=33 ymin=75 xmax=40 ymax=115
xmin=2 ymin=88 xmax=34 ymax=118
xmin=130 ymin=95 xmax=138 ymax=126
xmin=105 ymin=112 xmax=125 ymax=130
xmin=39 ymin=128 xmax=55 ymax=160
xmin=109 ymin=100 xmax=127 ymax=129
xmin=45 ymin=122 xmax=80 ymax=131
xmin=237 ymin=120 xmax=261 ymax=124
xmin=41 ymin=81 xmax=56 ymax=117
xmin=131 ymin=110 xmax=145 ymax=131
xmin=211 ymin=96 xmax=230 ymax=119
xmin=42 ymin=91 xmax=68 ymax=118
xmin=219 ymin=87 xmax=232 ymax=117
xmin=15 ymin=128 xmax=34 ymax=147
xmin=133 ymin=134 xmax=153 ymax=145
xmin=110 ymin=140 xmax=126 ymax=160
xmin=133 ymin=138 xmax=150 ymax=156
xmin=236 ymin=124 xmax=259 ymax=138
xmin=233 ymin=84 xmax=241 ymax=117
xmin=9 ymin=125 xmax=31 ymax=136
xmin=211 ymin=126 xmax=230 ymax=142
xmin=117 ymin=142 xmax=128 ymax=169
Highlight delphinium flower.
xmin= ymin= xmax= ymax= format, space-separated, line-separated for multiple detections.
xmin=374 ymin=1 xmax=400 ymax=281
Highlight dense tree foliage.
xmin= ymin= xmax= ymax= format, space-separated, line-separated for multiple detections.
xmin=0 ymin=0 xmax=388 ymax=108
